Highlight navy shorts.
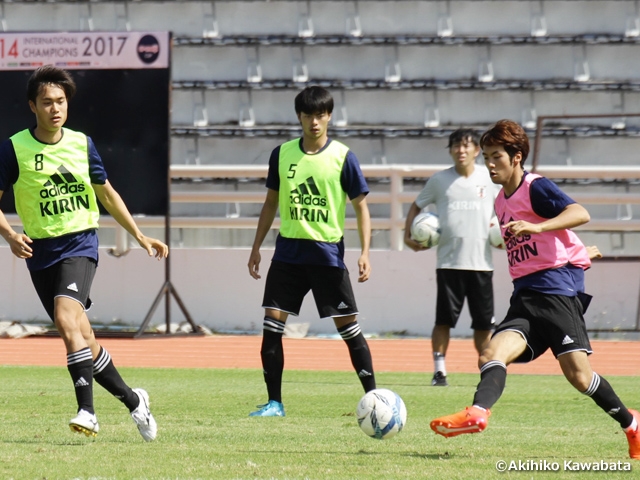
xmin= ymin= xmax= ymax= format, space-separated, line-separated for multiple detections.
xmin=494 ymin=289 xmax=592 ymax=363
xmin=30 ymin=256 xmax=96 ymax=322
xmin=435 ymin=269 xmax=495 ymax=330
xmin=262 ymin=260 xmax=358 ymax=318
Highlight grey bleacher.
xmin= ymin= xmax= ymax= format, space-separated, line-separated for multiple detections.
xmin=3 ymin=0 xmax=640 ymax=252
xmin=6 ymin=1 xmax=634 ymax=37
xmin=172 ymin=42 xmax=640 ymax=82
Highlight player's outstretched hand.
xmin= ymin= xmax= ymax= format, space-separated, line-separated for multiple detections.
xmin=586 ymin=245 xmax=602 ymax=260
xmin=6 ymin=232 xmax=33 ymax=259
xmin=357 ymin=254 xmax=371 ymax=283
xmin=138 ymin=236 xmax=169 ymax=259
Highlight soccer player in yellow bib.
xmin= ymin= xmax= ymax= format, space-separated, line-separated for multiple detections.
xmin=0 ymin=66 xmax=167 ymax=440
xmin=247 ymin=86 xmax=375 ymax=416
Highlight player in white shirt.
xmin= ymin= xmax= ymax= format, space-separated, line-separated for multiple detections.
xmin=404 ymin=129 xmax=500 ymax=386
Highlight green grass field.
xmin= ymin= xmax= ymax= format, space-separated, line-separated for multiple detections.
xmin=0 ymin=366 xmax=637 ymax=479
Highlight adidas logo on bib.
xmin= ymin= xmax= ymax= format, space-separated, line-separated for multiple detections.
xmin=38 ymin=165 xmax=90 ymax=217
xmin=289 ymin=176 xmax=329 ymax=223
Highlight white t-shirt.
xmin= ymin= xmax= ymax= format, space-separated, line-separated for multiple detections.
xmin=414 ymin=164 xmax=501 ymax=271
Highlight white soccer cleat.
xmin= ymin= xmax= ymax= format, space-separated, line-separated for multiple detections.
xmin=69 ymin=409 xmax=99 ymax=437
xmin=130 ymin=388 xmax=157 ymax=442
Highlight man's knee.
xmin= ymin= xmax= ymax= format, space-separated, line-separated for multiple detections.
xmin=54 ymin=312 xmax=79 ymax=335
xmin=478 ymin=349 xmax=494 ymax=369
xmin=558 ymin=352 xmax=594 ymax=391
xmin=564 ymin=368 xmax=593 ymax=391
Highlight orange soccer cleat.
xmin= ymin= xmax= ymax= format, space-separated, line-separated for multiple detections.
xmin=430 ymin=406 xmax=490 ymax=438
xmin=626 ymin=409 xmax=640 ymax=460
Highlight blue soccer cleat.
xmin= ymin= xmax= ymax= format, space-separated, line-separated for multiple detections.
xmin=249 ymin=400 xmax=285 ymax=417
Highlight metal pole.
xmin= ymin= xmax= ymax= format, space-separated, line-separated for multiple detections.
xmin=532 ymin=115 xmax=544 ymax=173
xmin=164 ymin=180 xmax=171 ymax=334
xmin=390 ymin=170 xmax=403 ymax=251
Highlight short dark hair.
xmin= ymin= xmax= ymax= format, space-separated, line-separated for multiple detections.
xmin=480 ymin=119 xmax=530 ymax=165
xmin=294 ymin=86 xmax=333 ymax=115
xmin=447 ymin=128 xmax=479 ymax=149
xmin=27 ymin=65 xmax=76 ymax=103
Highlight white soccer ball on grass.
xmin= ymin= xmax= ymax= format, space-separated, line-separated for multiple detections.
xmin=356 ymin=389 xmax=407 ymax=440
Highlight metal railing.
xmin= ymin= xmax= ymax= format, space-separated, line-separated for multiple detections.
xmin=169 ymin=164 xmax=640 ymax=250
xmin=5 ymin=163 xmax=640 ymax=252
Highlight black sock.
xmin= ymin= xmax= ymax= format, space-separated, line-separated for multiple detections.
xmin=93 ymin=347 xmax=139 ymax=412
xmin=338 ymin=322 xmax=376 ymax=392
xmin=472 ymin=360 xmax=507 ymax=410
xmin=260 ymin=317 xmax=285 ymax=403
xmin=583 ymin=372 xmax=634 ymax=428
xmin=67 ymin=348 xmax=94 ymax=414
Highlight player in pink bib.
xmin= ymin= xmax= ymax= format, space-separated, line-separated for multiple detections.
xmin=430 ymin=119 xmax=640 ymax=460
xmin=495 ymin=172 xmax=591 ymax=279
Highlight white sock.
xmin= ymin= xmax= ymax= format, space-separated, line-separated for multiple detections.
xmin=624 ymin=417 xmax=638 ymax=433
xmin=433 ymin=352 xmax=446 ymax=376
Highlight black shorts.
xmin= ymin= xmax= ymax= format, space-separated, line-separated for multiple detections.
xmin=262 ymin=260 xmax=358 ymax=318
xmin=494 ymin=289 xmax=592 ymax=363
xmin=30 ymin=257 xmax=96 ymax=322
xmin=435 ymin=269 xmax=495 ymax=330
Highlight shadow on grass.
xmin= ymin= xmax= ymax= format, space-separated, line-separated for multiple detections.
xmin=233 ymin=448 xmax=455 ymax=461
xmin=0 ymin=435 xmax=136 ymax=446
xmin=358 ymin=449 xmax=454 ymax=460
xmin=282 ymin=379 xmax=478 ymax=388
xmin=0 ymin=438 xmax=92 ymax=446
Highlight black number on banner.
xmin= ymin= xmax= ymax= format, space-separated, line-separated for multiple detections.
xmin=82 ymin=36 xmax=129 ymax=57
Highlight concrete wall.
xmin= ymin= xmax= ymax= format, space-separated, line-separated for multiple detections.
xmin=1 ymin=246 xmax=638 ymax=337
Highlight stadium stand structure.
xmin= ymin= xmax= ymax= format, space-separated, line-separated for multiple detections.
xmin=2 ymin=0 xmax=640 ymax=254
